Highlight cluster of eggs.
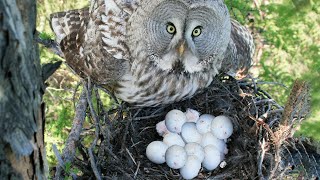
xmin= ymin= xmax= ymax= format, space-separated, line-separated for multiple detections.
xmin=146 ymin=109 xmax=234 ymax=179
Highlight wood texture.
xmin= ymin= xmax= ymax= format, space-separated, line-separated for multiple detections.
xmin=0 ymin=0 xmax=47 ymax=179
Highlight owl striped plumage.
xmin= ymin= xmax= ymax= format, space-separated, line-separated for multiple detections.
xmin=50 ymin=0 xmax=255 ymax=106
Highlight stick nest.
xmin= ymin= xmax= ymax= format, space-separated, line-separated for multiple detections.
xmin=53 ymin=75 xmax=320 ymax=180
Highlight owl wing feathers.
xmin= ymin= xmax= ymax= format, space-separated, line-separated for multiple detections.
xmin=222 ymin=19 xmax=255 ymax=78
xmin=49 ymin=0 xmax=138 ymax=85
xmin=60 ymin=30 xmax=128 ymax=84
xmin=91 ymin=0 xmax=130 ymax=60
xmin=50 ymin=8 xmax=90 ymax=43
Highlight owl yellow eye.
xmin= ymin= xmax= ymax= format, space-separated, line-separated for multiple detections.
xmin=167 ymin=24 xmax=176 ymax=34
xmin=192 ymin=27 xmax=202 ymax=37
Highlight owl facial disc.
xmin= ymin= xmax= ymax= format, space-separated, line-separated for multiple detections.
xmin=128 ymin=0 xmax=231 ymax=74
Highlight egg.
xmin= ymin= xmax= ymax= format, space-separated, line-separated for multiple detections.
xmin=180 ymin=155 xmax=202 ymax=180
xmin=211 ymin=115 xmax=233 ymax=139
xmin=202 ymin=145 xmax=221 ymax=171
xmin=184 ymin=143 xmax=205 ymax=162
xmin=200 ymin=133 xmax=226 ymax=153
xmin=181 ymin=122 xmax=202 ymax=143
xmin=185 ymin=108 xmax=200 ymax=123
xmin=165 ymin=109 xmax=187 ymax=133
xmin=196 ymin=114 xmax=215 ymax=134
xmin=146 ymin=141 xmax=168 ymax=164
xmin=165 ymin=145 xmax=187 ymax=169
xmin=163 ymin=132 xmax=185 ymax=147
xmin=156 ymin=120 xmax=169 ymax=137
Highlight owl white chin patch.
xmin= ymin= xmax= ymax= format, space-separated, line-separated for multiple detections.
xmin=154 ymin=51 xmax=204 ymax=73
xmin=183 ymin=51 xmax=204 ymax=73
xmin=155 ymin=51 xmax=177 ymax=71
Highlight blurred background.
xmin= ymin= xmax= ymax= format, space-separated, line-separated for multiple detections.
xmin=37 ymin=0 xmax=320 ymax=170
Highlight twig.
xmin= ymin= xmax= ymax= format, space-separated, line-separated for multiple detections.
xmin=311 ymin=155 xmax=320 ymax=177
xmin=72 ymin=81 xmax=83 ymax=110
xmin=134 ymin=161 xmax=141 ymax=179
xmin=104 ymin=146 xmax=121 ymax=162
xmin=121 ymin=114 xmax=133 ymax=152
xmin=239 ymin=81 xmax=287 ymax=88
xmin=85 ymin=79 xmax=102 ymax=180
xmin=126 ymin=148 xmax=137 ymax=166
xmin=88 ymin=148 xmax=101 ymax=180
xmin=254 ymin=99 xmax=283 ymax=110
xmin=52 ymin=144 xmax=64 ymax=168
xmin=133 ymin=113 xmax=165 ymax=121
xmin=54 ymin=89 xmax=88 ymax=179
xmin=257 ymin=138 xmax=267 ymax=178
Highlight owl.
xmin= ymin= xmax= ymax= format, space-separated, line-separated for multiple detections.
xmin=50 ymin=0 xmax=254 ymax=106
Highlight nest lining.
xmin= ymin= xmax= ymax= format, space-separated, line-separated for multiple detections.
xmin=52 ymin=75 xmax=319 ymax=180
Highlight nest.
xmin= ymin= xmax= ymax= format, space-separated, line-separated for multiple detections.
xmin=52 ymin=75 xmax=319 ymax=179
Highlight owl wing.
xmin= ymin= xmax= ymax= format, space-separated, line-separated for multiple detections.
xmin=50 ymin=0 xmax=140 ymax=85
xmin=222 ymin=19 xmax=255 ymax=78
xmin=50 ymin=8 xmax=90 ymax=44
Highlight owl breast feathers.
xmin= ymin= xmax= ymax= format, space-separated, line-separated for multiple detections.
xmin=50 ymin=0 xmax=255 ymax=106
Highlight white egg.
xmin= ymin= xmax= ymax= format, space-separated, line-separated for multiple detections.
xmin=202 ymin=145 xmax=221 ymax=171
xmin=146 ymin=141 xmax=168 ymax=164
xmin=200 ymin=133 xmax=226 ymax=153
xmin=181 ymin=122 xmax=202 ymax=144
xmin=211 ymin=115 xmax=233 ymax=139
xmin=184 ymin=108 xmax=200 ymax=123
xmin=156 ymin=120 xmax=169 ymax=137
xmin=163 ymin=132 xmax=185 ymax=147
xmin=165 ymin=109 xmax=187 ymax=133
xmin=180 ymin=155 xmax=201 ymax=180
xmin=165 ymin=145 xmax=187 ymax=169
xmin=184 ymin=143 xmax=205 ymax=162
xmin=196 ymin=114 xmax=215 ymax=134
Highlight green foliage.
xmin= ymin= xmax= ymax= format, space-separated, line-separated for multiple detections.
xmin=39 ymin=31 xmax=54 ymax=40
xmin=225 ymin=0 xmax=256 ymax=24
xmin=297 ymin=111 xmax=320 ymax=141
xmin=253 ymin=0 xmax=320 ymax=140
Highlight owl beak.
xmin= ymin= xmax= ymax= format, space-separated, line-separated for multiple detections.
xmin=177 ymin=41 xmax=186 ymax=57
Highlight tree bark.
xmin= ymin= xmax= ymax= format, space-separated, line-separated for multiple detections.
xmin=0 ymin=0 xmax=47 ymax=179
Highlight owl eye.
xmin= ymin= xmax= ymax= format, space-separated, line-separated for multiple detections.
xmin=192 ymin=27 xmax=202 ymax=37
xmin=166 ymin=23 xmax=176 ymax=34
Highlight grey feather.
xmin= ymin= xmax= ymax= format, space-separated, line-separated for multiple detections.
xmin=50 ymin=0 xmax=254 ymax=106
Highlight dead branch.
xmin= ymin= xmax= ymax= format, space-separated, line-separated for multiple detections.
xmin=54 ymin=87 xmax=87 ymax=179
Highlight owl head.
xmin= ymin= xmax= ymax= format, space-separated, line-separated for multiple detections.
xmin=127 ymin=0 xmax=231 ymax=74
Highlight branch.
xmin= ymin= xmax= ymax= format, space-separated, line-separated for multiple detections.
xmin=54 ymin=88 xmax=88 ymax=179
xmin=85 ymin=80 xmax=102 ymax=180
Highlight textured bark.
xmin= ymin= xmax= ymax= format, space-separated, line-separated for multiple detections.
xmin=0 ymin=0 xmax=46 ymax=179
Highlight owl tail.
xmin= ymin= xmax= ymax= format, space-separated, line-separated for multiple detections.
xmin=50 ymin=8 xmax=89 ymax=44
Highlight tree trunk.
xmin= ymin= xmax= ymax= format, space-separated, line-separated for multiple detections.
xmin=0 ymin=0 xmax=46 ymax=179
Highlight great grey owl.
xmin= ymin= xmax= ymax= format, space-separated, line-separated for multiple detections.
xmin=50 ymin=0 xmax=255 ymax=106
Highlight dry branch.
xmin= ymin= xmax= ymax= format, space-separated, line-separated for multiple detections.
xmin=54 ymin=87 xmax=88 ymax=179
